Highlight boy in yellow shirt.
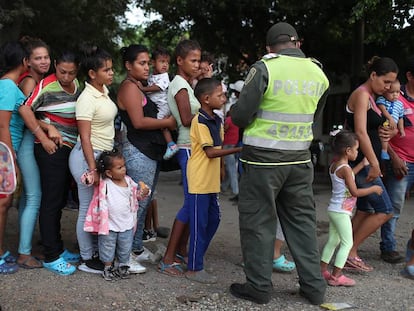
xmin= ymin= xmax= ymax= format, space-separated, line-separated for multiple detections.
xmin=185 ymin=78 xmax=241 ymax=283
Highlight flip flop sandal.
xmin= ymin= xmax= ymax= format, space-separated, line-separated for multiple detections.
xmin=272 ymin=255 xmax=295 ymax=272
xmin=0 ymin=259 xmax=18 ymax=274
xmin=175 ymin=253 xmax=188 ymax=265
xmin=18 ymin=256 xmax=43 ymax=269
xmin=158 ymin=260 xmax=184 ymax=277
xmin=400 ymin=266 xmax=414 ymax=279
xmin=345 ymin=256 xmax=373 ymax=272
xmin=0 ymin=250 xmax=17 ymax=264
xmin=43 ymin=257 xmax=76 ymax=276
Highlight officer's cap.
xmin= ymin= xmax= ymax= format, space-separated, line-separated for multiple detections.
xmin=266 ymin=22 xmax=298 ymax=46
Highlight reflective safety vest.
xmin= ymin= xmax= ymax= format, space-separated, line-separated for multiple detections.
xmin=243 ymin=54 xmax=329 ymax=150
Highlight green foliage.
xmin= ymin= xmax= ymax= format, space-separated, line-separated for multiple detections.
xmin=136 ymin=0 xmax=413 ymax=80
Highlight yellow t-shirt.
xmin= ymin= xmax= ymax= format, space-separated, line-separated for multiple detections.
xmin=187 ymin=110 xmax=223 ymax=194
xmin=76 ymin=82 xmax=118 ymax=151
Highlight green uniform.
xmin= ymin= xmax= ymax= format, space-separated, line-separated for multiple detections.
xmin=232 ymin=48 xmax=329 ymax=302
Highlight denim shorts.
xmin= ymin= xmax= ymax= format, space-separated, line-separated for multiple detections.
xmin=354 ymin=166 xmax=393 ymax=214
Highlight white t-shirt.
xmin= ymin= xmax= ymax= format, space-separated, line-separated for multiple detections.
xmin=106 ymin=179 xmax=136 ymax=232
xmin=147 ymin=72 xmax=170 ymax=119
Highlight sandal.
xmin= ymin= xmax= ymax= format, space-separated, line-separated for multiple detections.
xmin=0 ymin=250 xmax=17 ymax=264
xmin=60 ymin=249 xmax=80 ymax=263
xmin=344 ymin=256 xmax=373 ymax=272
xmin=272 ymin=254 xmax=295 ymax=272
xmin=158 ymin=260 xmax=184 ymax=277
xmin=0 ymin=259 xmax=18 ymax=274
xmin=18 ymin=255 xmax=43 ymax=269
xmin=43 ymin=257 xmax=76 ymax=276
xmin=175 ymin=253 xmax=188 ymax=265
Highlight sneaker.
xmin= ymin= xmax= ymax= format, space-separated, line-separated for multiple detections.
xmin=327 ymin=274 xmax=356 ymax=286
xmin=381 ymin=250 xmax=404 ymax=264
xmin=117 ymin=265 xmax=131 ymax=279
xmin=102 ymin=265 xmax=120 ymax=281
xmin=127 ymin=255 xmax=146 ymax=274
xmin=78 ymin=257 xmax=104 ymax=274
xmin=143 ymin=229 xmax=157 ymax=243
xmin=230 ymin=283 xmax=271 ymax=304
xmin=163 ymin=144 xmax=179 ymax=160
xmin=322 ymin=270 xmax=331 ymax=281
xmin=132 ymin=247 xmax=152 ymax=262
xmin=185 ymin=269 xmax=217 ymax=284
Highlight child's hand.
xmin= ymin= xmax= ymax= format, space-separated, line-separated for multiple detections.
xmin=138 ymin=181 xmax=150 ymax=197
xmin=400 ymin=129 xmax=406 ymax=137
xmin=362 ymin=157 xmax=369 ymax=166
xmin=372 ymin=185 xmax=383 ymax=195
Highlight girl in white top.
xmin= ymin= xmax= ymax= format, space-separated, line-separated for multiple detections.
xmin=320 ymin=130 xmax=383 ymax=287
xmin=84 ymin=149 xmax=150 ymax=281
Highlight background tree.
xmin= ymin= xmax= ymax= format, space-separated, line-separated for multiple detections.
xmin=136 ymin=0 xmax=414 ymax=83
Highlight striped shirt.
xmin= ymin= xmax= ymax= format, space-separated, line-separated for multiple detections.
xmin=24 ymin=74 xmax=81 ymax=148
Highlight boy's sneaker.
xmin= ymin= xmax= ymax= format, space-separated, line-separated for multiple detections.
xmin=143 ymin=229 xmax=157 ymax=243
xmin=78 ymin=257 xmax=104 ymax=274
xmin=163 ymin=143 xmax=179 ymax=160
xmin=327 ymin=274 xmax=356 ymax=287
xmin=102 ymin=265 xmax=120 ymax=281
xmin=127 ymin=254 xmax=146 ymax=274
xmin=117 ymin=265 xmax=131 ymax=279
xmin=132 ymin=247 xmax=152 ymax=262
xmin=185 ymin=269 xmax=217 ymax=284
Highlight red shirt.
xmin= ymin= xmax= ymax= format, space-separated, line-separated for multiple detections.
xmin=223 ymin=116 xmax=239 ymax=145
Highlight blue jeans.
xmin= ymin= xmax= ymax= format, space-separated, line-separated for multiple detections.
xmin=122 ymin=141 xmax=159 ymax=253
xmin=221 ymin=145 xmax=239 ymax=195
xmin=381 ymin=161 xmax=414 ymax=252
xmin=16 ymin=129 xmax=41 ymax=255
xmin=69 ymin=142 xmax=101 ymax=260
xmin=354 ymin=165 xmax=392 ymax=214
xmin=175 ymin=148 xmax=191 ymax=223
xmin=98 ymin=229 xmax=133 ymax=265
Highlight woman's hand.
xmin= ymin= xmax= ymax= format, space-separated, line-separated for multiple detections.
xmin=40 ymin=138 xmax=58 ymax=155
xmin=367 ymin=163 xmax=382 ymax=182
xmin=46 ymin=125 xmax=63 ymax=147
xmin=391 ymin=154 xmax=408 ymax=179
xmin=378 ymin=125 xmax=397 ymax=143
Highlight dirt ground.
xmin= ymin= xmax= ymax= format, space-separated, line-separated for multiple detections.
xmin=0 ymin=170 xmax=413 ymax=311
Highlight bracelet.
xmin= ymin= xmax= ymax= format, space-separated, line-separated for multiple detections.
xmin=32 ymin=125 xmax=41 ymax=135
xmin=88 ymin=168 xmax=97 ymax=173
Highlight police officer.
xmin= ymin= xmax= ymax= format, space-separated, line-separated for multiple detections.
xmin=229 ymin=22 xmax=329 ymax=305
